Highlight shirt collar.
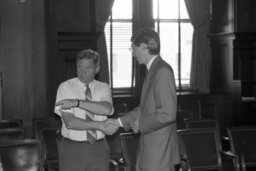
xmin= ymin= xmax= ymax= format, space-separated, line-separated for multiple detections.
xmin=146 ymin=55 xmax=158 ymax=70
xmin=77 ymin=78 xmax=95 ymax=89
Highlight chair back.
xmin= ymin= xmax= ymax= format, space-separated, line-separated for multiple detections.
xmin=0 ymin=119 xmax=23 ymax=129
xmin=0 ymin=139 xmax=43 ymax=171
xmin=227 ymin=126 xmax=256 ymax=169
xmin=120 ymin=132 xmax=140 ymax=171
xmin=40 ymin=128 xmax=59 ymax=161
xmin=185 ymin=119 xmax=219 ymax=131
xmin=107 ymin=103 xmax=127 ymax=161
xmin=0 ymin=128 xmax=24 ymax=141
xmin=178 ymin=128 xmax=222 ymax=171
xmin=177 ymin=110 xmax=193 ymax=130
xmin=34 ymin=119 xmax=61 ymax=170
xmin=33 ymin=118 xmax=61 ymax=139
xmin=107 ymin=130 xmax=123 ymax=161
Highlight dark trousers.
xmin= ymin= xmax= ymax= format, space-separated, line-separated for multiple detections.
xmin=136 ymin=164 xmax=181 ymax=171
xmin=58 ymin=137 xmax=110 ymax=171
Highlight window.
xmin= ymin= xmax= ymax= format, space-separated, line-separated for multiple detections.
xmin=153 ymin=0 xmax=193 ymax=89
xmin=105 ymin=0 xmax=193 ymax=91
xmin=105 ymin=0 xmax=133 ymax=89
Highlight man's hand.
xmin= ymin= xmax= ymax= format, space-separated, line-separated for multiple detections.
xmin=131 ymin=119 xmax=139 ymax=133
xmin=56 ymin=99 xmax=78 ymax=110
xmin=99 ymin=119 xmax=120 ymax=135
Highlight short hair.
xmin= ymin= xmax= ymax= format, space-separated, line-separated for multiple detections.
xmin=131 ymin=28 xmax=160 ymax=55
xmin=76 ymin=49 xmax=100 ymax=66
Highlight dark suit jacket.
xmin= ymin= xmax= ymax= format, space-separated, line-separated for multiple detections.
xmin=120 ymin=56 xmax=180 ymax=171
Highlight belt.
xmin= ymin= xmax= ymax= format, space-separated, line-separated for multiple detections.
xmin=61 ymin=135 xmax=105 ymax=144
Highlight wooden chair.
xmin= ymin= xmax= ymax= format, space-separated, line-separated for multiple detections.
xmin=227 ymin=126 xmax=256 ymax=171
xmin=0 ymin=119 xmax=23 ymax=129
xmin=0 ymin=139 xmax=43 ymax=171
xmin=108 ymin=103 xmax=128 ymax=171
xmin=119 ymin=132 xmax=140 ymax=171
xmin=178 ymin=128 xmax=240 ymax=171
xmin=33 ymin=117 xmax=61 ymax=139
xmin=0 ymin=128 xmax=24 ymax=141
xmin=185 ymin=118 xmax=220 ymax=131
xmin=38 ymin=127 xmax=60 ymax=171
xmin=184 ymin=118 xmax=231 ymax=151
xmin=177 ymin=110 xmax=193 ymax=130
xmin=33 ymin=118 xmax=61 ymax=171
xmin=107 ymin=129 xmax=126 ymax=171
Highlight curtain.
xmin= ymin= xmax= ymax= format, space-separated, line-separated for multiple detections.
xmin=95 ymin=0 xmax=115 ymax=84
xmin=185 ymin=0 xmax=211 ymax=93
xmin=133 ymin=0 xmax=154 ymax=96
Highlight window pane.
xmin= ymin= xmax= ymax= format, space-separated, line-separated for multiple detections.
xmin=112 ymin=0 xmax=132 ymax=19
xmin=153 ymin=0 xmax=178 ymax=19
xmin=181 ymin=23 xmax=193 ymax=85
xmin=156 ymin=23 xmax=179 ymax=86
xmin=105 ymin=22 xmax=132 ymax=88
xmin=155 ymin=22 xmax=193 ymax=87
xmin=180 ymin=0 xmax=189 ymax=19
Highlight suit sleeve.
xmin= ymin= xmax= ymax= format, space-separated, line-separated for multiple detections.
xmin=120 ymin=107 xmax=140 ymax=131
xmin=139 ymin=68 xmax=177 ymax=134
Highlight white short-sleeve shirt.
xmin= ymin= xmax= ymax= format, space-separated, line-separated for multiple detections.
xmin=54 ymin=78 xmax=113 ymax=141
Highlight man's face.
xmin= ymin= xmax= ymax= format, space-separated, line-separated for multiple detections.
xmin=77 ymin=58 xmax=99 ymax=84
xmin=131 ymin=43 xmax=146 ymax=65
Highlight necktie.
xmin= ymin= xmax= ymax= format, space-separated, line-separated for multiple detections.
xmin=85 ymin=84 xmax=97 ymax=143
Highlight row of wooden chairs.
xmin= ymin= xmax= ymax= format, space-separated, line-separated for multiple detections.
xmin=0 ymin=117 xmax=61 ymax=171
xmin=0 ymin=139 xmax=43 ymax=171
xmin=0 ymin=119 xmax=23 ymax=129
xmin=0 ymin=119 xmax=42 ymax=171
xmin=32 ymin=117 xmax=61 ymax=171
xmin=116 ymin=126 xmax=256 ymax=171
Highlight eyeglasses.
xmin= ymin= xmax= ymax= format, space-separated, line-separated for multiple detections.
xmin=129 ymin=47 xmax=134 ymax=52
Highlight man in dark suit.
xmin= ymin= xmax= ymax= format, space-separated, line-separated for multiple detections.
xmin=108 ymin=28 xmax=180 ymax=171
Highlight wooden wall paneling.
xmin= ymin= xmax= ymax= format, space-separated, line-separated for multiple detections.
xmin=57 ymin=32 xmax=101 ymax=82
xmin=210 ymin=33 xmax=235 ymax=94
xmin=234 ymin=33 xmax=256 ymax=125
xmin=0 ymin=0 xmax=47 ymax=137
xmin=234 ymin=0 xmax=256 ymax=32
xmin=55 ymin=0 xmax=93 ymax=32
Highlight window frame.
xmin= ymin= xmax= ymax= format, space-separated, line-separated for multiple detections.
xmin=106 ymin=0 xmax=193 ymax=96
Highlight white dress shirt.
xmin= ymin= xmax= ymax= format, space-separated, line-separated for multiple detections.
xmin=54 ymin=78 xmax=113 ymax=141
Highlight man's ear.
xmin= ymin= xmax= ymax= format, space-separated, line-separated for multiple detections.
xmin=96 ymin=66 xmax=100 ymax=73
xmin=140 ymin=43 xmax=148 ymax=50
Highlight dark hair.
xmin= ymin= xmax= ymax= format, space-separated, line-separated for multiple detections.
xmin=76 ymin=49 xmax=100 ymax=65
xmin=131 ymin=28 xmax=160 ymax=55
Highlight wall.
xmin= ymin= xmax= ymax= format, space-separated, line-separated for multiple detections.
xmin=210 ymin=0 xmax=256 ymax=125
xmin=0 ymin=0 xmax=47 ymax=136
xmin=44 ymin=0 xmax=94 ymax=116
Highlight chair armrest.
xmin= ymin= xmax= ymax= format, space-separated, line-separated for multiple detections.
xmin=44 ymin=160 xmax=59 ymax=171
xmin=110 ymin=159 xmax=118 ymax=166
xmin=239 ymin=155 xmax=247 ymax=171
xmin=180 ymin=153 xmax=191 ymax=171
xmin=221 ymin=150 xmax=240 ymax=171
xmin=221 ymin=150 xmax=237 ymax=158
xmin=109 ymin=157 xmax=127 ymax=171
xmin=221 ymin=136 xmax=229 ymax=141
xmin=220 ymin=136 xmax=231 ymax=151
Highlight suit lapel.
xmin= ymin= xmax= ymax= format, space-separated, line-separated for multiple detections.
xmin=140 ymin=57 xmax=161 ymax=110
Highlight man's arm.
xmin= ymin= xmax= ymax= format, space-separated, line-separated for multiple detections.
xmin=116 ymin=107 xmax=140 ymax=133
xmin=61 ymin=111 xmax=118 ymax=135
xmin=56 ymin=99 xmax=113 ymax=116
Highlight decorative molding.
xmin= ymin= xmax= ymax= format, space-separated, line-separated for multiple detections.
xmin=57 ymin=32 xmax=102 ymax=51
